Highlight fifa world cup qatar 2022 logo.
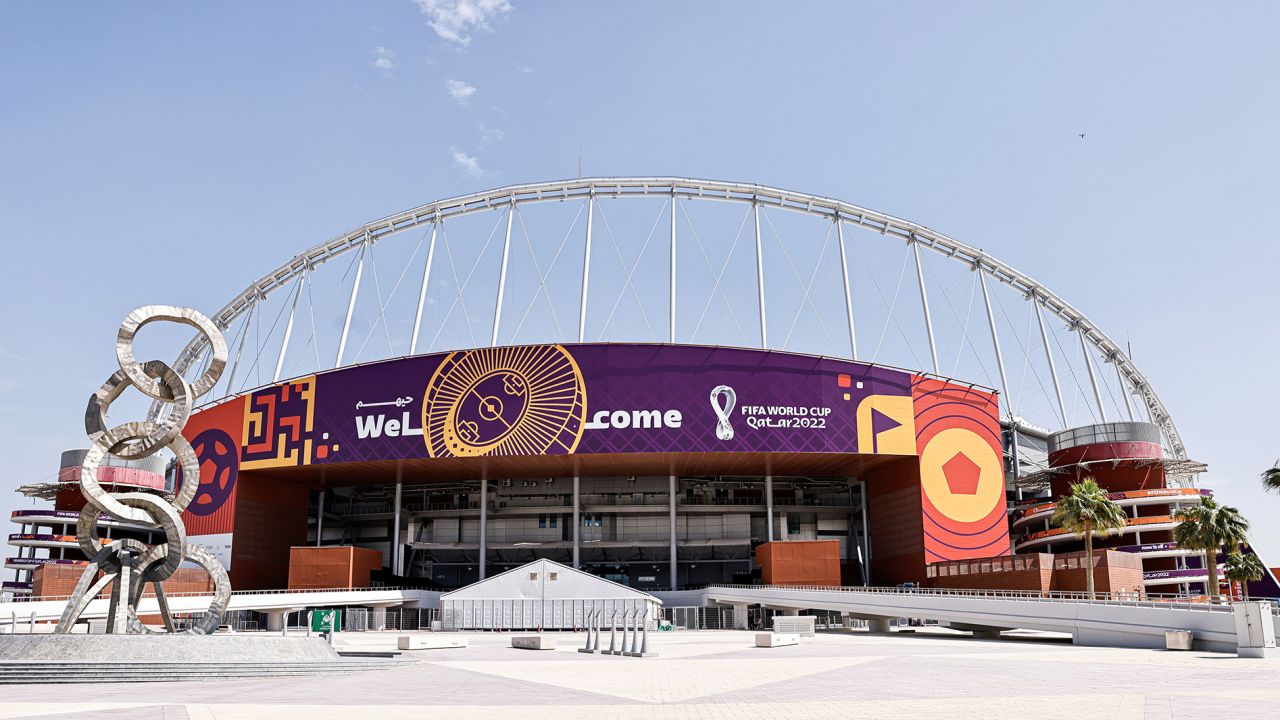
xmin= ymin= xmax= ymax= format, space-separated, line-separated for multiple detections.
xmin=710 ymin=385 xmax=736 ymax=441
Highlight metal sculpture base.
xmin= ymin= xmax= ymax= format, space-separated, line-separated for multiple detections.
xmin=0 ymin=634 xmax=340 ymax=663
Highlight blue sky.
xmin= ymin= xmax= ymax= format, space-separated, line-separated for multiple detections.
xmin=2 ymin=2 xmax=1279 ymax=563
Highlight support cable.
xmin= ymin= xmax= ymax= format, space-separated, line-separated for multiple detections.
xmin=509 ymin=201 xmax=584 ymax=342
xmin=762 ymin=210 xmax=838 ymax=353
xmin=597 ymin=198 xmax=666 ymax=341
xmin=687 ymin=203 xmax=752 ymax=345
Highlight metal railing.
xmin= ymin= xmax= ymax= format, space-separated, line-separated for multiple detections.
xmin=404 ymin=501 xmax=480 ymax=513
xmin=700 ymin=583 xmax=1255 ymax=613
xmin=3 ymin=584 xmax=425 ymax=604
xmin=679 ymin=497 xmax=852 ymax=508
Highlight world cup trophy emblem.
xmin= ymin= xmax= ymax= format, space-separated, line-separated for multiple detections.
xmin=710 ymin=385 xmax=736 ymax=441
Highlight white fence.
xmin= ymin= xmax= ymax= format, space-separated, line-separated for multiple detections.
xmin=440 ymin=598 xmax=657 ymax=631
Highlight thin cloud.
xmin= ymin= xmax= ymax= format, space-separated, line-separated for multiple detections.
xmin=372 ymin=46 xmax=397 ymax=72
xmin=415 ymin=0 xmax=513 ymax=47
xmin=516 ymin=65 xmax=533 ymax=74
xmin=446 ymin=78 xmax=477 ymax=104
xmin=478 ymin=122 xmax=505 ymax=145
xmin=450 ymin=146 xmax=484 ymax=176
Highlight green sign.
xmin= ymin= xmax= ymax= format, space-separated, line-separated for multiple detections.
xmin=311 ymin=609 xmax=340 ymax=632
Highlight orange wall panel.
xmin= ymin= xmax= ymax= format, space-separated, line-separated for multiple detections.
xmin=288 ymin=546 xmax=383 ymax=590
xmin=866 ymin=457 xmax=926 ymax=586
xmin=756 ymin=540 xmax=841 ymax=586
xmin=229 ymin=473 xmax=310 ymax=590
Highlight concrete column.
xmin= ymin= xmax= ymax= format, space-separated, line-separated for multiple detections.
xmin=669 ymin=474 xmax=678 ymax=591
xmin=265 ymin=609 xmax=300 ymax=632
xmin=867 ymin=618 xmax=892 ymax=633
xmin=731 ymin=603 xmax=749 ymax=630
xmin=392 ymin=465 xmax=403 ymax=577
xmin=479 ymin=477 xmax=488 ymax=580
xmin=765 ymin=474 xmax=774 ymax=542
xmin=573 ymin=473 xmax=581 ymax=569
xmin=371 ymin=606 xmax=388 ymax=631
xmin=315 ymin=489 xmax=324 ymax=546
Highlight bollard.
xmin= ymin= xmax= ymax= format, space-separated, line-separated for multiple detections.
xmin=639 ymin=617 xmax=653 ymax=656
xmin=591 ymin=610 xmax=601 ymax=652
xmin=578 ymin=609 xmax=598 ymax=654
xmin=29 ymin=611 xmax=36 ymax=634
xmin=629 ymin=608 xmax=641 ymax=655
xmin=607 ymin=610 xmax=618 ymax=655
xmin=621 ymin=610 xmax=633 ymax=655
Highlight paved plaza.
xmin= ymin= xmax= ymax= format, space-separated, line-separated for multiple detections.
xmin=0 ymin=628 xmax=1277 ymax=719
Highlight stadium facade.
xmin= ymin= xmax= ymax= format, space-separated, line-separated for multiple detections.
xmin=7 ymin=177 xmax=1273 ymax=600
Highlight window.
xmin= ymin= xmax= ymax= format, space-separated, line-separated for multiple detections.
xmin=538 ymin=514 xmax=546 ymax=528
xmin=549 ymin=572 xmax=558 ymax=581
xmin=539 ymin=514 xmax=559 ymax=528
xmin=582 ymin=513 xmax=602 ymax=527
xmin=529 ymin=572 xmax=538 ymax=581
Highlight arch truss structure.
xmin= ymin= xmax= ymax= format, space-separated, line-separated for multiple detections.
xmin=165 ymin=178 xmax=1184 ymax=462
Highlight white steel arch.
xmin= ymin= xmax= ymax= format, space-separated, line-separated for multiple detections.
xmin=165 ymin=177 xmax=1184 ymax=459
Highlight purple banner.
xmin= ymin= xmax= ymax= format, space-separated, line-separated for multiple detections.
xmin=296 ymin=344 xmax=916 ymax=466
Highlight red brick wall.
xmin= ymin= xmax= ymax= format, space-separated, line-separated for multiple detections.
xmin=927 ymin=550 xmax=1145 ymax=598
xmin=34 ymin=564 xmax=213 ymax=599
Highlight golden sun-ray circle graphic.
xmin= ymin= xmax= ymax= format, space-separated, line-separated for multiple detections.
xmin=423 ymin=345 xmax=587 ymax=458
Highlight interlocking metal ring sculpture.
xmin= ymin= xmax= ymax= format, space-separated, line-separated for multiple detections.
xmin=56 ymin=306 xmax=232 ymax=634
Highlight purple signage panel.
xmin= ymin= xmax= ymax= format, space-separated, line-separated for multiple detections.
xmin=303 ymin=344 xmax=915 ymax=465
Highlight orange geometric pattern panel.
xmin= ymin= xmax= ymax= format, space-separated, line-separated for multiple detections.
xmin=912 ymin=376 xmax=1010 ymax=562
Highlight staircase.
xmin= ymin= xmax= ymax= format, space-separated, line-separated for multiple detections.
xmin=0 ymin=658 xmax=405 ymax=684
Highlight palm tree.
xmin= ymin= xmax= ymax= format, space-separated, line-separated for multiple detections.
xmin=1173 ymin=497 xmax=1249 ymax=603
xmin=1263 ymin=463 xmax=1280 ymax=493
xmin=1051 ymin=477 xmax=1128 ymax=598
xmin=1223 ymin=551 xmax=1267 ymax=601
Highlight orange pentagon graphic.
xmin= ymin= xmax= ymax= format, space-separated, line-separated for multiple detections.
xmin=912 ymin=376 xmax=1010 ymax=561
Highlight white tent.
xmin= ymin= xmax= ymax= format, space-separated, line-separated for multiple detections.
xmin=439 ymin=559 xmax=662 ymax=630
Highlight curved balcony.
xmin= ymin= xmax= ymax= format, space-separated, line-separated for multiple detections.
xmin=5 ymin=557 xmax=85 ymax=571
xmin=1143 ymin=567 xmax=1211 ymax=587
xmin=1 ymin=580 xmax=32 ymax=594
xmin=10 ymin=509 xmax=159 ymax=533
xmin=1114 ymin=541 xmax=1200 ymax=560
xmin=1014 ymin=515 xmax=1177 ymax=553
xmin=1011 ymin=488 xmax=1210 ymax=530
xmin=8 ymin=533 xmax=78 ymax=550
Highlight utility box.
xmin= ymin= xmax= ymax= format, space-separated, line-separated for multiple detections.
xmin=756 ymin=540 xmax=841 ymax=587
xmin=1233 ymin=601 xmax=1277 ymax=658
xmin=1164 ymin=630 xmax=1193 ymax=651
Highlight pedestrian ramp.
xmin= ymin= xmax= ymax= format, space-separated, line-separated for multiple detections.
xmin=700 ymin=585 xmax=1277 ymax=654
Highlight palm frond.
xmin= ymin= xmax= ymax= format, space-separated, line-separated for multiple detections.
xmin=1262 ymin=464 xmax=1280 ymax=493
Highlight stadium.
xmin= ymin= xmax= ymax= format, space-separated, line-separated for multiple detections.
xmin=7 ymin=177 xmax=1274 ymax=603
